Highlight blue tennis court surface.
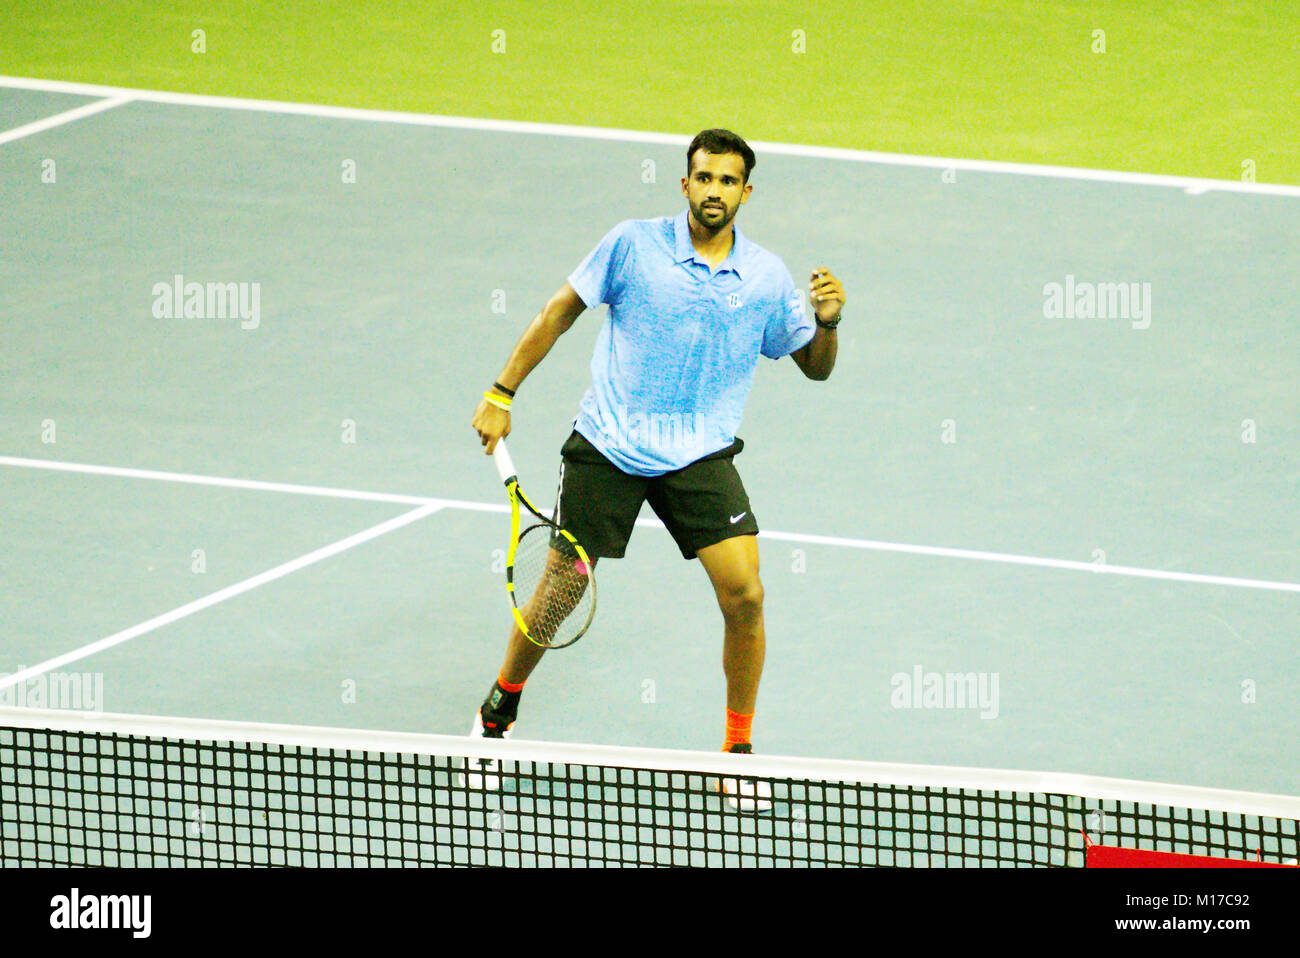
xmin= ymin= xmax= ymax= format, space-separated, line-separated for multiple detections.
xmin=2 ymin=81 xmax=1297 ymax=798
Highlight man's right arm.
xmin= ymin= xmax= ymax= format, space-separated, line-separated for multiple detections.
xmin=471 ymin=282 xmax=588 ymax=454
xmin=494 ymin=282 xmax=587 ymax=393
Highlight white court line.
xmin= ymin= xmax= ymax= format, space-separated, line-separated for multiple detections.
xmin=0 ymin=502 xmax=442 ymax=693
xmin=0 ymin=75 xmax=1296 ymax=197
xmin=0 ymin=94 xmax=132 ymax=146
xmin=752 ymin=529 xmax=1300 ymax=595
xmin=4 ymin=454 xmax=1300 ymax=595
xmin=0 ymin=454 xmax=441 ymax=507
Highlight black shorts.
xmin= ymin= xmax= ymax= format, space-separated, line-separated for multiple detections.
xmin=553 ymin=430 xmax=760 ymax=560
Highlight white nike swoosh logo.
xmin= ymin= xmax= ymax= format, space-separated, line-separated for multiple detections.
xmin=729 ymin=512 xmax=747 ymax=524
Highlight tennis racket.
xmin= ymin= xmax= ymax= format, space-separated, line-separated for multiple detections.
xmin=491 ymin=439 xmax=596 ymax=649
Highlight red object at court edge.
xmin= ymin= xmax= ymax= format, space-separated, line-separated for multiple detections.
xmin=1083 ymin=831 xmax=1298 ymax=868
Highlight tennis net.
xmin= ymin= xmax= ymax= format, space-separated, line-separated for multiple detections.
xmin=3 ymin=707 xmax=1298 ymax=867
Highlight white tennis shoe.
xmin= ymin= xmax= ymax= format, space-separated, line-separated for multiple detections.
xmin=716 ymin=743 xmax=774 ymax=812
xmin=458 ymin=708 xmax=512 ymax=790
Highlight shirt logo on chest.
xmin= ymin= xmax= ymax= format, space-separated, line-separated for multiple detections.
xmin=727 ymin=293 xmax=743 ymax=308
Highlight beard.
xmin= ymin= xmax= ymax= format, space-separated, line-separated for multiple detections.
xmin=692 ymin=198 xmax=735 ymax=230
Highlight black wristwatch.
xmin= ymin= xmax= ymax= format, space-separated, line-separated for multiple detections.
xmin=815 ymin=314 xmax=841 ymax=330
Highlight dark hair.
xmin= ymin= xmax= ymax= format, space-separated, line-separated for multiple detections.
xmin=686 ymin=129 xmax=756 ymax=183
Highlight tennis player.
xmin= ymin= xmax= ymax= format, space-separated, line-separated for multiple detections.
xmin=470 ymin=128 xmax=844 ymax=763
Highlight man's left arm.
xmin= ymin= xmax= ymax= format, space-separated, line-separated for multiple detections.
xmin=790 ymin=267 xmax=844 ymax=381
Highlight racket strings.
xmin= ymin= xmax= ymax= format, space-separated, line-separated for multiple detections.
xmin=512 ymin=524 xmax=594 ymax=647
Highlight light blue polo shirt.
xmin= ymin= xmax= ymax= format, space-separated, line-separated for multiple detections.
xmin=567 ymin=209 xmax=814 ymax=476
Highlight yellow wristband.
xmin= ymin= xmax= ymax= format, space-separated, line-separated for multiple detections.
xmin=483 ymin=392 xmax=512 ymax=411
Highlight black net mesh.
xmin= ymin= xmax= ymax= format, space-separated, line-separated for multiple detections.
xmin=4 ymin=721 xmax=1297 ymax=867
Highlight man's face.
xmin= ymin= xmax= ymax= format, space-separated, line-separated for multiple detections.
xmin=682 ymin=151 xmax=752 ymax=231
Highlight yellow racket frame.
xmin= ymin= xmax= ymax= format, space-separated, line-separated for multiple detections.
xmin=494 ymin=440 xmax=596 ymax=649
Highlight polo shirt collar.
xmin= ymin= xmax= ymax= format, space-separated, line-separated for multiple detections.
xmin=673 ymin=208 xmax=749 ymax=278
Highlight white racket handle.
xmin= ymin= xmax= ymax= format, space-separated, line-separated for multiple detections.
xmin=492 ymin=439 xmax=517 ymax=485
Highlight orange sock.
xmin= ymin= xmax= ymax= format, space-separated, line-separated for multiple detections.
xmin=496 ymin=673 xmax=525 ymax=693
xmin=723 ymin=708 xmax=753 ymax=752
